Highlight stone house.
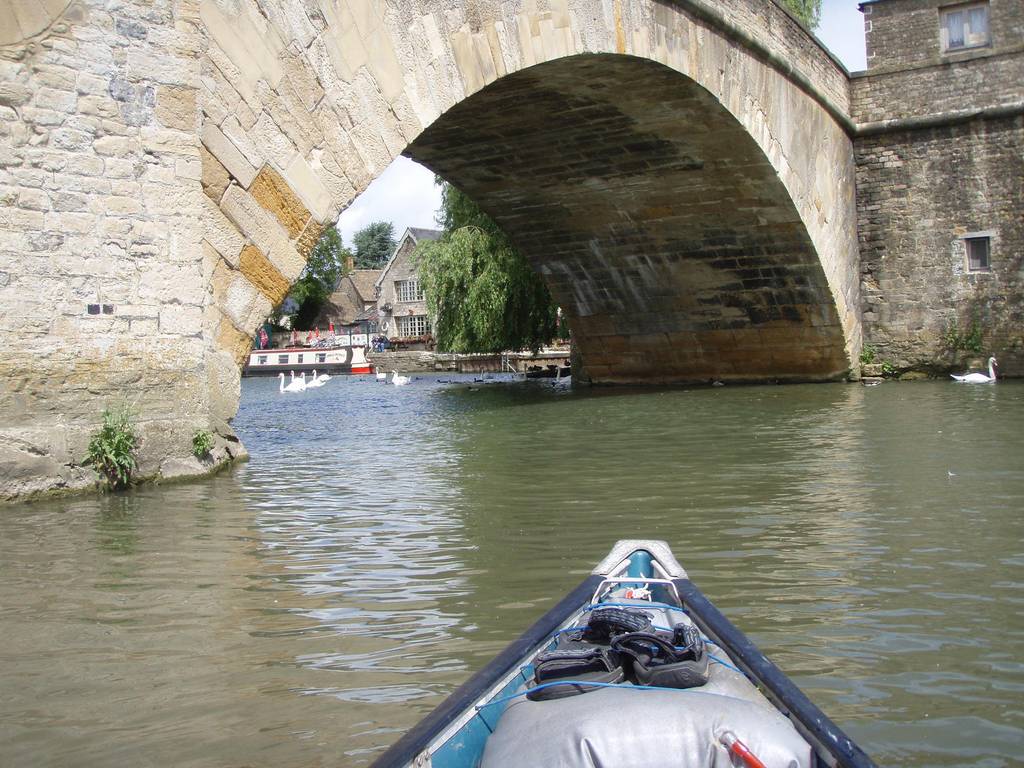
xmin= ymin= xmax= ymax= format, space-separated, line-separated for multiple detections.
xmin=853 ymin=0 xmax=1024 ymax=373
xmin=316 ymin=269 xmax=381 ymax=335
xmin=376 ymin=228 xmax=442 ymax=344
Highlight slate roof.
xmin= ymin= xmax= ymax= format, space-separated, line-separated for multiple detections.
xmin=347 ymin=269 xmax=381 ymax=301
xmin=317 ymin=271 xmax=381 ymax=327
xmin=407 ymin=227 xmax=442 ymax=243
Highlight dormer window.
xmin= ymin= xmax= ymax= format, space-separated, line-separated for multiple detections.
xmin=941 ymin=3 xmax=990 ymax=52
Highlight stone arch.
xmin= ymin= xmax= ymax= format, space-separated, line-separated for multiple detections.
xmin=0 ymin=0 xmax=870 ymax=498
xmin=404 ymin=52 xmax=850 ymax=382
xmin=198 ymin=0 xmax=861 ymax=401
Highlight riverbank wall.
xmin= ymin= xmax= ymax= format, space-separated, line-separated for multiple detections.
xmin=851 ymin=0 xmax=1024 ymax=375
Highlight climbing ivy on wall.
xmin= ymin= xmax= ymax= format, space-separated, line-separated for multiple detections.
xmin=780 ymin=0 xmax=821 ymax=29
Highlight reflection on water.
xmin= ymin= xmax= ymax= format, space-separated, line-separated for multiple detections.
xmin=0 ymin=376 xmax=1022 ymax=766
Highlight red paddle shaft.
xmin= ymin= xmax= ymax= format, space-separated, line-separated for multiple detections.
xmin=719 ymin=730 xmax=769 ymax=768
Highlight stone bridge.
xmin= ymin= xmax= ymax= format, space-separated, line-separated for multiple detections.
xmin=0 ymin=0 xmax=862 ymax=497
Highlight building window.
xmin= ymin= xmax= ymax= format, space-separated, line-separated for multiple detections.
xmin=941 ymin=3 xmax=990 ymax=52
xmin=257 ymin=355 xmax=268 ymax=365
xmin=297 ymin=354 xmax=304 ymax=363
xmin=316 ymin=353 xmax=326 ymax=363
xmin=965 ymin=236 xmax=990 ymax=272
xmin=397 ymin=314 xmax=431 ymax=338
xmin=396 ymin=279 xmax=424 ymax=303
xmin=277 ymin=354 xmax=289 ymax=364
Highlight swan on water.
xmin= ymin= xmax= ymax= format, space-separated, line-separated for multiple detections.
xmin=305 ymin=370 xmax=325 ymax=388
xmin=376 ymin=370 xmax=387 ymax=381
xmin=951 ymin=356 xmax=997 ymax=383
xmin=279 ymin=372 xmax=305 ymax=393
xmin=391 ymin=370 xmax=410 ymax=386
xmin=316 ymin=371 xmax=332 ymax=384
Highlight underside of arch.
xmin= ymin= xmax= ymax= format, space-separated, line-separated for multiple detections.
xmin=405 ymin=54 xmax=851 ymax=384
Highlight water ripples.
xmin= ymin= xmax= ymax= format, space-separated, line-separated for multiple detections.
xmin=0 ymin=377 xmax=1022 ymax=765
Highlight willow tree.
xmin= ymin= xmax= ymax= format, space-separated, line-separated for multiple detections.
xmin=417 ymin=181 xmax=557 ymax=353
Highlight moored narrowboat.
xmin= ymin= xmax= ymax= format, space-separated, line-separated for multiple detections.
xmin=372 ymin=540 xmax=876 ymax=768
xmin=243 ymin=344 xmax=372 ymax=377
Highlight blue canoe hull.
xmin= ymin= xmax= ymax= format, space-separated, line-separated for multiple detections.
xmin=371 ymin=540 xmax=875 ymax=768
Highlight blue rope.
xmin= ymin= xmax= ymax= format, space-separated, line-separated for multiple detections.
xmin=709 ymin=654 xmax=742 ymax=673
xmin=584 ymin=601 xmax=682 ymax=612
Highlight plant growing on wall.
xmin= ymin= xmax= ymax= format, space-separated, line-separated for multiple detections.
xmin=780 ymin=0 xmax=821 ymax=29
xmin=86 ymin=405 xmax=139 ymax=490
xmin=192 ymin=429 xmax=214 ymax=459
xmin=859 ymin=344 xmax=876 ymax=365
xmin=942 ymin=317 xmax=984 ymax=353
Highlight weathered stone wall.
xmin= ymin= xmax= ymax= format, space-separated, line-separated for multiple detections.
xmin=860 ymin=0 xmax=1024 ymax=74
xmin=852 ymin=0 xmax=1024 ymax=375
xmin=0 ymin=0 xmax=240 ymax=498
xmin=855 ymin=116 xmax=1024 ymax=372
xmin=1 ymin=0 xmax=860 ymax=500
xmin=367 ymin=350 xmax=441 ymax=374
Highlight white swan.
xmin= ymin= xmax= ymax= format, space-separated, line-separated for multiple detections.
xmin=305 ymin=369 xmax=325 ymax=388
xmin=316 ymin=371 xmax=332 ymax=384
xmin=951 ymin=356 xmax=998 ymax=383
xmin=376 ymin=370 xmax=387 ymax=381
xmin=279 ymin=372 xmax=305 ymax=393
xmin=391 ymin=370 xmax=410 ymax=386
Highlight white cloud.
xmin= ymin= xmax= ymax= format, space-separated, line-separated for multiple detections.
xmin=337 ymin=155 xmax=442 ymax=249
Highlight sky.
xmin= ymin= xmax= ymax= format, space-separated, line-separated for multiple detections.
xmin=337 ymin=0 xmax=868 ymax=248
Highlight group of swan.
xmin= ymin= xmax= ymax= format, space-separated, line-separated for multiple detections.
xmin=375 ymin=370 xmax=410 ymax=386
xmin=951 ymin=356 xmax=998 ymax=383
xmin=278 ymin=370 xmax=331 ymax=393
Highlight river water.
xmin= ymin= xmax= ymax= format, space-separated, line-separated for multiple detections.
xmin=1 ymin=375 xmax=1022 ymax=767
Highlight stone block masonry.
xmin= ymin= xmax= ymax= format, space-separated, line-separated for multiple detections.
xmin=853 ymin=0 xmax=1024 ymax=375
xmin=855 ymin=117 xmax=1024 ymax=372
xmin=0 ymin=0 xmax=222 ymax=499
xmin=2 ymin=0 xmax=868 ymax=500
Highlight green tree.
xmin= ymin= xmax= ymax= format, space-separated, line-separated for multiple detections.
xmin=417 ymin=181 xmax=557 ymax=353
xmin=287 ymin=224 xmax=350 ymax=330
xmin=780 ymin=0 xmax=821 ymax=29
xmin=352 ymin=221 xmax=396 ymax=268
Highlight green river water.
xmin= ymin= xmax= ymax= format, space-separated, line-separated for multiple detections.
xmin=1 ymin=376 xmax=1022 ymax=766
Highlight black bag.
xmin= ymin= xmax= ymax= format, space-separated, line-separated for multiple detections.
xmin=527 ymin=646 xmax=626 ymax=700
xmin=581 ymin=607 xmax=652 ymax=644
xmin=611 ymin=624 xmax=710 ymax=689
